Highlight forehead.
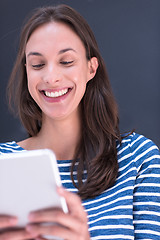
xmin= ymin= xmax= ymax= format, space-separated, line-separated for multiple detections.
xmin=25 ymin=22 xmax=85 ymax=55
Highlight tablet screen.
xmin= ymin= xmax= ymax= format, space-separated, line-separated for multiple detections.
xmin=0 ymin=149 xmax=68 ymax=226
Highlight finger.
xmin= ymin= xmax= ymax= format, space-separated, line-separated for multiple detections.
xmin=26 ymin=224 xmax=76 ymax=240
xmin=0 ymin=229 xmax=36 ymax=240
xmin=0 ymin=216 xmax=18 ymax=228
xmin=28 ymin=209 xmax=88 ymax=233
xmin=57 ymin=187 xmax=87 ymax=220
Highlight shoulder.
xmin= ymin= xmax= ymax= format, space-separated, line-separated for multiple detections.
xmin=0 ymin=141 xmax=25 ymax=154
xmin=117 ymin=132 xmax=160 ymax=173
xmin=117 ymin=132 xmax=159 ymax=154
xmin=117 ymin=132 xmax=159 ymax=151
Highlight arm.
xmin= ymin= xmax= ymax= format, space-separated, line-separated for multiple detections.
xmin=132 ymin=136 xmax=160 ymax=239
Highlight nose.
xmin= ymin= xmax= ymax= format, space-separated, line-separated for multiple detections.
xmin=42 ymin=64 xmax=61 ymax=84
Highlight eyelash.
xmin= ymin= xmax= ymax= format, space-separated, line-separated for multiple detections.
xmin=32 ymin=64 xmax=44 ymax=69
xmin=60 ymin=61 xmax=74 ymax=65
xmin=31 ymin=60 xmax=74 ymax=69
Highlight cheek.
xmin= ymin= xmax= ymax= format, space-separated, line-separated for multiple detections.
xmin=27 ymin=73 xmax=37 ymax=99
xmin=26 ymin=68 xmax=38 ymax=89
xmin=67 ymin=67 xmax=89 ymax=85
xmin=27 ymin=75 xmax=33 ymax=92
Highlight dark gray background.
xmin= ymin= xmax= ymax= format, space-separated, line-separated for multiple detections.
xmin=0 ymin=0 xmax=160 ymax=147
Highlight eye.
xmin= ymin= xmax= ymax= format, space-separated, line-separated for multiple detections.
xmin=32 ymin=63 xmax=45 ymax=69
xmin=60 ymin=60 xmax=74 ymax=65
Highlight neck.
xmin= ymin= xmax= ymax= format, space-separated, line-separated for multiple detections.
xmin=42 ymin=118 xmax=81 ymax=159
xmin=27 ymin=110 xmax=81 ymax=160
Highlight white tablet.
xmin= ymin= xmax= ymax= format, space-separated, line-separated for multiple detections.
xmin=0 ymin=149 xmax=68 ymax=226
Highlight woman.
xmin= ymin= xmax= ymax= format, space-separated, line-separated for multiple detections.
xmin=0 ymin=4 xmax=160 ymax=240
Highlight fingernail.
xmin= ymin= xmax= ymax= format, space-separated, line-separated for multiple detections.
xmin=26 ymin=226 xmax=38 ymax=238
xmin=28 ymin=212 xmax=36 ymax=221
xmin=9 ymin=217 xmax=17 ymax=225
xmin=57 ymin=186 xmax=65 ymax=194
xmin=26 ymin=225 xmax=36 ymax=233
xmin=26 ymin=225 xmax=32 ymax=232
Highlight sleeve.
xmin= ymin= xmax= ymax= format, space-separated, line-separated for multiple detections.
xmin=131 ymin=134 xmax=160 ymax=239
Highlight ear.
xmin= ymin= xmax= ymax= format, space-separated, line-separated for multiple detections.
xmin=87 ymin=57 xmax=99 ymax=82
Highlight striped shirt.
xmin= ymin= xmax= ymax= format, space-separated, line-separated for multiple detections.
xmin=0 ymin=132 xmax=160 ymax=239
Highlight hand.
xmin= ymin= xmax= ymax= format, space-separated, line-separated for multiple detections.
xmin=26 ymin=187 xmax=91 ymax=240
xmin=0 ymin=215 xmax=35 ymax=240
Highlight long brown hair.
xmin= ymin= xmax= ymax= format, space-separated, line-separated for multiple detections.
xmin=8 ymin=4 xmax=121 ymax=199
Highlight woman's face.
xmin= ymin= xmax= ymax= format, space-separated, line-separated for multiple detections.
xmin=25 ymin=22 xmax=97 ymax=121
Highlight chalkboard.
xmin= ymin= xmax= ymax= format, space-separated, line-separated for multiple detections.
xmin=0 ymin=0 xmax=160 ymax=146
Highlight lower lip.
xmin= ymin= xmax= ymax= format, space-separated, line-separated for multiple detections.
xmin=40 ymin=89 xmax=72 ymax=103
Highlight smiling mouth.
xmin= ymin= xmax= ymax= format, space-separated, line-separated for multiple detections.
xmin=43 ymin=88 xmax=71 ymax=98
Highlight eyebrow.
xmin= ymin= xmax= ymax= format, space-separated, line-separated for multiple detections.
xmin=27 ymin=52 xmax=42 ymax=57
xmin=58 ymin=48 xmax=76 ymax=54
xmin=27 ymin=48 xmax=76 ymax=58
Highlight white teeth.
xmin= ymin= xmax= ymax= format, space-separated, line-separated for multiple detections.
xmin=44 ymin=89 xmax=68 ymax=98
